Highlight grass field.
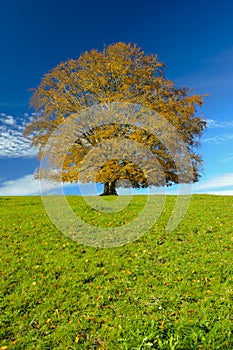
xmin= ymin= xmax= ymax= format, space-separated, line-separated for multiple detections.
xmin=1 ymin=195 xmax=233 ymax=349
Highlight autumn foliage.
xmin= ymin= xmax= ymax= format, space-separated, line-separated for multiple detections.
xmin=24 ymin=42 xmax=206 ymax=195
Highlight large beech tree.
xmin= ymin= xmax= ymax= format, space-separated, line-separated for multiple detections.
xmin=24 ymin=42 xmax=206 ymax=195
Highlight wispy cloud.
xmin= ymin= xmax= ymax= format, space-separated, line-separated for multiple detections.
xmin=0 ymin=113 xmax=37 ymax=158
xmin=207 ymin=119 xmax=233 ymax=128
xmin=193 ymin=173 xmax=233 ymax=191
xmin=203 ymin=134 xmax=233 ymax=144
xmin=0 ymin=174 xmax=99 ymax=196
xmin=221 ymin=153 xmax=233 ymax=163
xmin=203 ymin=46 xmax=233 ymax=65
xmin=203 ymin=118 xmax=233 ymax=144
xmin=0 ymin=175 xmax=62 ymax=196
xmin=0 ymin=172 xmax=233 ymax=196
xmin=0 ymin=114 xmax=16 ymax=126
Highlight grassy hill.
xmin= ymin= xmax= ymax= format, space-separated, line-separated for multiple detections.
xmin=1 ymin=195 xmax=233 ymax=349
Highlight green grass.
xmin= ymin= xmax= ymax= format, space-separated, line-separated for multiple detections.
xmin=1 ymin=195 xmax=233 ymax=349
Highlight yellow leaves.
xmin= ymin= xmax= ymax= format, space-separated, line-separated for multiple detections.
xmin=176 ymin=276 xmax=183 ymax=282
xmin=169 ymin=311 xmax=176 ymax=317
xmin=205 ymin=290 xmax=212 ymax=294
xmin=26 ymin=42 xmax=206 ymax=188
xmin=55 ymin=308 xmax=60 ymax=320
xmin=30 ymin=42 xmax=169 ymax=123
xmin=75 ymin=334 xmax=81 ymax=343
xmin=84 ymin=315 xmax=92 ymax=321
xmin=120 ymin=269 xmax=132 ymax=275
xmin=160 ymin=319 xmax=165 ymax=329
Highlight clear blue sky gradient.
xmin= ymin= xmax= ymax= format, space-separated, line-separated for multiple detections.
xmin=0 ymin=0 xmax=233 ymax=195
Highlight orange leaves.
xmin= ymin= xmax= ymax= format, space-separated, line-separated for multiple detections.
xmin=102 ymin=268 xmax=108 ymax=275
xmin=25 ymin=42 xmax=206 ymax=189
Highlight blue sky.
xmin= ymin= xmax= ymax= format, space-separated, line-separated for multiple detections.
xmin=0 ymin=0 xmax=233 ymax=195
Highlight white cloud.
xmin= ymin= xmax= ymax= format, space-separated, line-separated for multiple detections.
xmin=0 ymin=127 xmax=37 ymax=158
xmin=203 ymin=134 xmax=233 ymax=144
xmin=0 ymin=174 xmax=97 ymax=196
xmin=2 ymin=115 xmax=16 ymax=125
xmin=0 ymin=113 xmax=37 ymax=158
xmin=0 ymin=174 xmax=62 ymax=196
xmin=0 ymin=173 xmax=233 ymax=196
xmin=207 ymin=119 xmax=233 ymax=129
xmin=203 ymin=119 xmax=233 ymax=144
xmin=193 ymin=173 xmax=233 ymax=191
xmin=203 ymin=190 xmax=233 ymax=196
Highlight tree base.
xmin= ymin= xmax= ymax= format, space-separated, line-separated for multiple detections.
xmin=99 ymin=192 xmax=118 ymax=196
xmin=99 ymin=181 xmax=118 ymax=196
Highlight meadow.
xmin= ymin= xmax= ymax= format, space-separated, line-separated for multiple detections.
xmin=1 ymin=195 xmax=233 ymax=349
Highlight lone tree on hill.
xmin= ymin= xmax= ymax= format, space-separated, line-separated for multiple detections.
xmin=24 ymin=42 xmax=207 ymax=195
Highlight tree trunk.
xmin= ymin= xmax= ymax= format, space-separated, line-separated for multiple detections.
xmin=100 ymin=181 xmax=118 ymax=196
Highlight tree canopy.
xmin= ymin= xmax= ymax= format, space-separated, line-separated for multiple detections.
xmin=24 ymin=42 xmax=207 ymax=195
